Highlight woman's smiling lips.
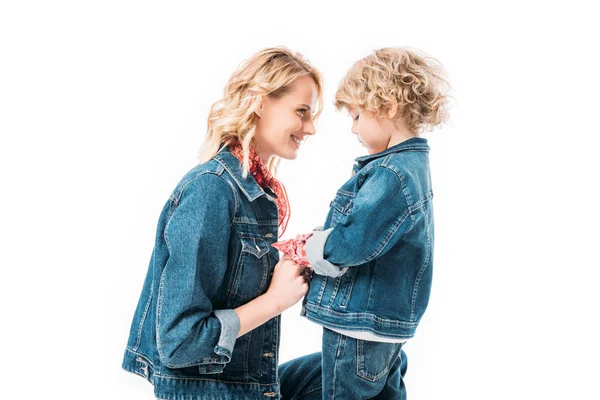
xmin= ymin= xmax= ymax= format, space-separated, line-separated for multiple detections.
xmin=291 ymin=134 xmax=303 ymax=147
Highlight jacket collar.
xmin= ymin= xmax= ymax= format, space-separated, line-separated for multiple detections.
xmin=213 ymin=144 xmax=268 ymax=202
xmin=354 ymin=137 xmax=429 ymax=169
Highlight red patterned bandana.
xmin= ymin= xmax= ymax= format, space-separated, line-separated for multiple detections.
xmin=229 ymin=141 xmax=290 ymax=236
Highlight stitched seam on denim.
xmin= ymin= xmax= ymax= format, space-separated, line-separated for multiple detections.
xmin=331 ymin=193 xmax=353 ymax=215
xmin=356 ymin=340 xmax=363 ymax=379
xmin=125 ymin=347 xmax=154 ymax=367
xmin=153 ymin=373 xmax=277 ymax=386
xmin=156 ymin=270 xmax=223 ymax=368
xmin=326 ymin=274 xmax=343 ymax=308
xmin=409 ymin=190 xmax=433 ymax=213
xmin=294 ymin=384 xmax=323 ymax=399
xmin=164 ymin=172 xmax=235 ymax=254
xmin=240 ymin=235 xmax=269 ymax=258
xmin=304 ymin=303 xmax=419 ymax=328
xmin=306 ymin=314 xmax=416 ymax=339
xmin=411 ymin=205 xmax=432 ymax=322
xmin=356 ymin=341 xmax=398 ymax=381
xmin=274 ymin=315 xmax=281 ymax=382
xmin=307 ymin=316 xmax=417 ymax=335
xmin=366 ymin=259 xmax=377 ymax=310
xmin=355 ymin=144 xmax=429 ymax=163
xmin=228 ymin=236 xmax=269 ymax=300
xmin=221 ymin=173 xmax=240 ymax=221
xmin=260 ymin=253 xmax=269 ymax=295
xmin=169 ymin=170 xmax=222 ymax=205
xmin=133 ymin=278 xmax=154 ymax=352
xmin=155 ymin=271 xmax=167 ymax=365
xmin=215 ymin=156 xmax=264 ymax=202
xmin=316 ymin=275 xmax=328 ymax=304
xmin=227 ymin=248 xmax=246 ymax=301
xmin=339 ymin=268 xmax=358 ymax=308
xmin=232 ymin=217 xmax=279 ymax=226
xmin=244 ymin=329 xmax=252 ymax=380
xmin=358 ymin=209 xmax=411 ymax=265
xmin=136 ymin=356 xmax=152 ymax=379
xmin=393 ymin=164 xmax=414 ymax=207
xmin=349 ymin=165 xmax=412 ymax=265
xmin=331 ymin=333 xmax=345 ymax=400
xmin=337 ymin=189 xmax=356 ymax=197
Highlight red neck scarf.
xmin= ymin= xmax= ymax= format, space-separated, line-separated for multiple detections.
xmin=229 ymin=141 xmax=290 ymax=236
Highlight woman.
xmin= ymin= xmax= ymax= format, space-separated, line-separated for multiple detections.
xmin=122 ymin=47 xmax=323 ymax=399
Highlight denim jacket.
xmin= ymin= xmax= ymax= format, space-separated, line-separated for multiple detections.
xmin=122 ymin=145 xmax=284 ymax=400
xmin=301 ymin=137 xmax=434 ymax=341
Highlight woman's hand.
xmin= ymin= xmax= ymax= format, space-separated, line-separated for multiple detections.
xmin=265 ymin=255 xmax=310 ymax=314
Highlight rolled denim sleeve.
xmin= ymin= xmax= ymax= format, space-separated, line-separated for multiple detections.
xmin=156 ymin=172 xmax=239 ymax=372
xmin=306 ymin=166 xmax=414 ymax=272
xmin=306 ymin=229 xmax=348 ymax=277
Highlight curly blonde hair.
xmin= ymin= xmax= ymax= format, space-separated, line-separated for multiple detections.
xmin=334 ymin=47 xmax=450 ymax=134
xmin=199 ymin=47 xmax=323 ymax=177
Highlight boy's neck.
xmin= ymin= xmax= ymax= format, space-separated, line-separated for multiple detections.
xmin=387 ymin=129 xmax=418 ymax=149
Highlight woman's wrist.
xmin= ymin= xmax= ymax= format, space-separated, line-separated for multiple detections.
xmin=234 ymin=292 xmax=282 ymax=337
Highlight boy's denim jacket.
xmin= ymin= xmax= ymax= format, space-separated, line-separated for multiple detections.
xmin=122 ymin=145 xmax=284 ymax=399
xmin=301 ymin=137 xmax=434 ymax=341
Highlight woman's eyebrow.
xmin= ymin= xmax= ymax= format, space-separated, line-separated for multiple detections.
xmin=298 ymin=104 xmax=312 ymax=110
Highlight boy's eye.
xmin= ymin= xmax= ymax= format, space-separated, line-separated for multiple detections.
xmin=353 ymin=114 xmax=359 ymax=121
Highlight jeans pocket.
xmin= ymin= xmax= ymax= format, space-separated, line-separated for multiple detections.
xmin=329 ymin=190 xmax=355 ymax=227
xmin=228 ymin=232 xmax=270 ymax=302
xmin=355 ymin=340 xmax=401 ymax=382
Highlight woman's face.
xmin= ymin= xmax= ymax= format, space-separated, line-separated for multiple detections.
xmin=253 ymin=75 xmax=318 ymax=162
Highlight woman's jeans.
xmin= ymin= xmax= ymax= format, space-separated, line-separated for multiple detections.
xmin=279 ymin=327 xmax=407 ymax=400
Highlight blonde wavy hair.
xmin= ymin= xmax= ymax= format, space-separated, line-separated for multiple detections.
xmin=198 ymin=47 xmax=323 ymax=177
xmin=335 ymin=47 xmax=450 ymax=134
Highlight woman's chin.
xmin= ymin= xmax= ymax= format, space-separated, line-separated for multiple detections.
xmin=276 ymin=148 xmax=299 ymax=161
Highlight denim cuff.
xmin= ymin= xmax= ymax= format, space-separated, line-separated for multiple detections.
xmin=213 ymin=309 xmax=240 ymax=355
xmin=306 ymin=228 xmax=348 ymax=278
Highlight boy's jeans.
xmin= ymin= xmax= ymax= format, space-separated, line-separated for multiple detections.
xmin=280 ymin=327 xmax=407 ymax=400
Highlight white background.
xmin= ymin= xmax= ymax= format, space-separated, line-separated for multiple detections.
xmin=1 ymin=1 xmax=599 ymax=399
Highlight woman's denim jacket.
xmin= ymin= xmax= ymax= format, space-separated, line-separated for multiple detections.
xmin=122 ymin=145 xmax=284 ymax=400
xmin=301 ymin=137 xmax=435 ymax=341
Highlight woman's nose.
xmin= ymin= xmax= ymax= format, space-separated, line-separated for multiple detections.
xmin=304 ymin=118 xmax=316 ymax=135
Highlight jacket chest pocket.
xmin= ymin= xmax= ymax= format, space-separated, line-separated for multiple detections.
xmin=330 ymin=190 xmax=356 ymax=228
xmin=228 ymin=232 xmax=272 ymax=303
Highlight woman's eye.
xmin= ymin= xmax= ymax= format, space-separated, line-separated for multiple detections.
xmin=298 ymin=108 xmax=307 ymax=116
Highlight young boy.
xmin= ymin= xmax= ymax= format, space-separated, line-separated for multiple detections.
xmin=277 ymin=47 xmax=450 ymax=399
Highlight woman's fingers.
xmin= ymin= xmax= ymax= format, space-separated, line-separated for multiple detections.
xmin=278 ymin=256 xmax=312 ymax=283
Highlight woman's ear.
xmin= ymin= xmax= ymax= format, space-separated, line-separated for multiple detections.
xmin=254 ymin=102 xmax=265 ymax=118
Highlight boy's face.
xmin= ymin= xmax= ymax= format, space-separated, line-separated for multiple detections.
xmin=347 ymin=106 xmax=394 ymax=155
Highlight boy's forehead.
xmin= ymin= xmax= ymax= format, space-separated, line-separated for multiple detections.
xmin=347 ymin=105 xmax=361 ymax=114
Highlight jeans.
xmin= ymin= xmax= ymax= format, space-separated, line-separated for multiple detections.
xmin=280 ymin=328 xmax=407 ymax=400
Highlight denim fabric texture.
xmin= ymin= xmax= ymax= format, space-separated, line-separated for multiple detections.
xmin=122 ymin=145 xmax=285 ymax=399
xmin=302 ymin=137 xmax=435 ymax=341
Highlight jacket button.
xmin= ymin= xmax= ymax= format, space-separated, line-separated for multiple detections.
xmin=264 ymin=233 xmax=273 ymax=238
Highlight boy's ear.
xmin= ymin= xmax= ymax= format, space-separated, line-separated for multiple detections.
xmin=387 ymin=103 xmax=399 ymax=119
